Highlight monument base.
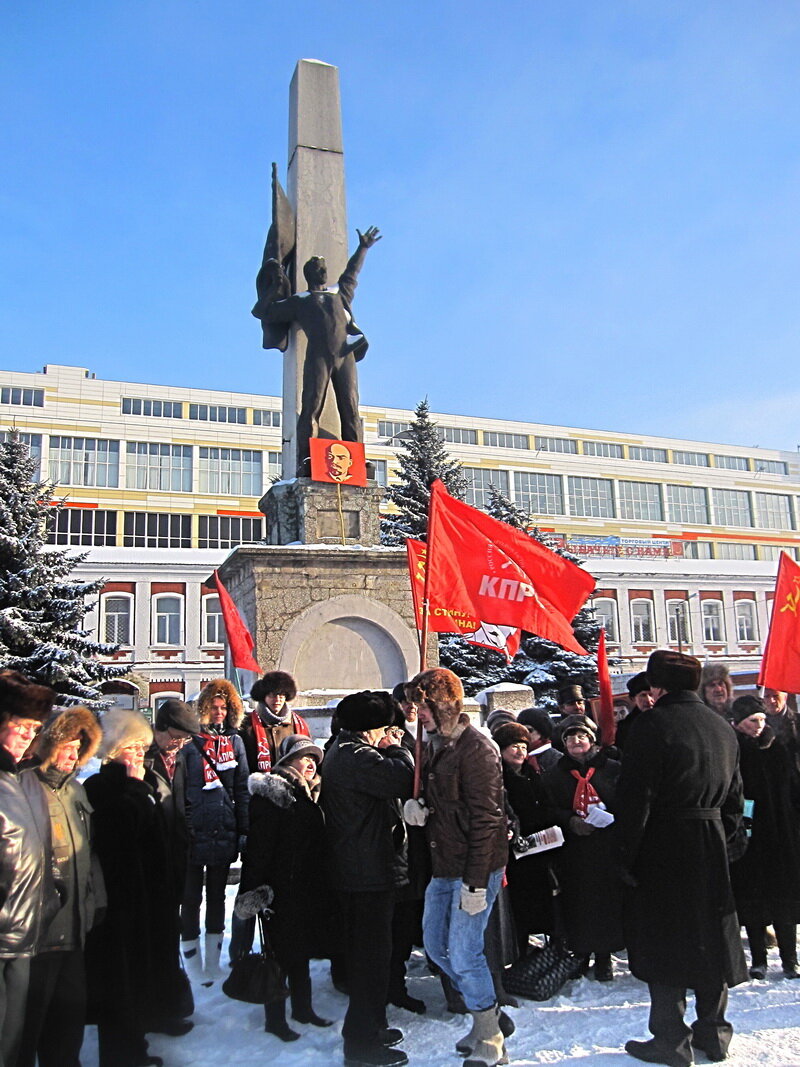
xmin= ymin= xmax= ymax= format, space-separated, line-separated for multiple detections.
xmin=260 ymin=478 xmax=384 ymax=546
xmin=217 ymin=544 xmax=437 ymax=692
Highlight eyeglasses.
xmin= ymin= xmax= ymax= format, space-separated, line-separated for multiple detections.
xmin=565 ymin=731 xmax=591 ymax=741
xmin=10 ymin=720 xmax=42 ymax=740
xmin=166 ymin=728 xmax=191 ymax=745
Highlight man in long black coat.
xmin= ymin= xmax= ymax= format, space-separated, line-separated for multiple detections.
xmin=616 ymin=651 xmax=747 ymax=1067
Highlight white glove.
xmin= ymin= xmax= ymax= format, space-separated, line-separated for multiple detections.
xmin=459 ymin=884 xmax=487 ymax=915
xmin=403 ymin=798 xmax=429 ymax=827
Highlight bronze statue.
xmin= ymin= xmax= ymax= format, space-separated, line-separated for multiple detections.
xmin=262 ymin=226 xmax=381 ymax=471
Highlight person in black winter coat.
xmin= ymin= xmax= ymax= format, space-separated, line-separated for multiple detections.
xmin=181 ymin=679 xmax=249 ymax=982
xmin=541 ymin=715 xmax=623 ymax=982
xmin=84 ymin=710 xmax=177 ymax=1067
xmin=492 ymin=722 xmax=556 ymax=954
xmin=617 ymin=650 xmax=747 ymax=1067
xmin=237 ymin=734 xmax=332 ymax=1042
xmin=321 ymin=691 xmax=414 ymax=1067
xmin=729 ymin=694 xmax=800 ymax=980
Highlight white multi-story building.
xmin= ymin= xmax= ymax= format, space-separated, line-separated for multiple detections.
xmin=2 ymin=363 xmax=797 ymax=706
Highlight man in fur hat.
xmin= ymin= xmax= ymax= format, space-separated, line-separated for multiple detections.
xmin=404 ymin=668 xmax=510 ymax=1067
xmin=18 ymin=705 xmax=104 ymax=1066
xmin=700 ymin=663 xmax=734 ymax=721
xmin=321 ymin=690 xmax=413 ymax=1067
xmin=0 ymin=671 xmax=61 ymax=1067
xmin=617 ymin=651 xmax=747 ymax=1067
xmin=615 ymin=673 xmax=654 ymax=752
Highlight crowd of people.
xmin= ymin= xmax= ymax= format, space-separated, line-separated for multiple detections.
xmin=0 ymin=654 xmax=798 ymax=1067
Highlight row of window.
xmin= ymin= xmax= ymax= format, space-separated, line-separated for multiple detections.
xmin=102 ymin=592 xmax=222 ymax=647
xmin=121 ymin=397 xmax=281 ymax=425
xmin=462 ymin=468 xmax=797 ymax=529
xmin=43 ymin=436 xmax=281 ymax=494
xmin=47 ymin=509 xmax=265 ymax=549
xmin=1 ymin=387 xmax=44 ymax=408
xmin=595 ymin=596 xmax=759 ymax=646
xmin=374 ymin=420 xmax=788 ymax=473
xmin=100 ymin=589 xmax=759 ymax=653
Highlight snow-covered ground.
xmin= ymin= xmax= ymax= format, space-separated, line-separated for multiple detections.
xmin=81 ymin=887 xmax=800 ymax=1066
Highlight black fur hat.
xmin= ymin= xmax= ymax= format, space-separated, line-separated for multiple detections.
xmin=0 ymin=671 xmax=55 ymax=727
xmin=517 ymin=707 xmax=554 ymax=740
xmin=626 ymin=672 xmax=650 ymax=698
xmin=336 ymin=690 xmax=396 ymax=732
xmin=251 ymin=671 xmax=297 ymax=703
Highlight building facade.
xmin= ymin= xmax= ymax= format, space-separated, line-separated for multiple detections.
xmin=2 ymin=363 xmax=797 ymax=705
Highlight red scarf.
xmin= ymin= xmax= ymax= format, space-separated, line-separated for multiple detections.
xmin=570 ymin=766 xmax=601 ymax=817
xmin=249 ymin=710 xmax=310 ymax=773
xmin=201 ymin=733 xmax=237 ymax=789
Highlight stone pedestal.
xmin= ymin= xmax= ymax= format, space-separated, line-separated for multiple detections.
xmin=259 ymin=478 xmax=385 ymax=546
xmin=218 ymin=545 xmax=437 ymax=692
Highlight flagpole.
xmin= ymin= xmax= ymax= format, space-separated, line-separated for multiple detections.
xmin=336 ymin=482 xmax=346 ymax=545
xmin=413 ymin=482 xmax=439 ymax=799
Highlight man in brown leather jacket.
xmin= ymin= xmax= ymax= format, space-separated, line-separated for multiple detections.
xmin=404 ymin=668 xmax=509 ymax=1067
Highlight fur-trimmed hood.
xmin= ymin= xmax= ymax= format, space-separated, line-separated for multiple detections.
xmin=248 ymin=766 xmax=320 ymax=807
xmin=197 ymin=678 xmax=244 ymax=730
xmin=35 ymin=705 xmax=101 ymax=769
xmin=407 ymin=667 xmax=464 ymax=736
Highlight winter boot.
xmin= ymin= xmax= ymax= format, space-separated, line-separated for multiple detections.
xmin=462 ymin=1006 xmax=508 ymax=1067
xmin=181 ymin=939 xmax=204 ymax=983
xmin=264 ymin=999 xmax=300 ymax=1042
xmin=388 ymin=981 xmax=426 ymax=1014
xmin=594 ymin=954 xmax=614 ymax=982
xmin=290 ymin=972 xmax=333 ymax=1027
xmin=456 ymin=1006 xmax=514 ymax=1056
xmin=203 ymin=932 xmax=224 ymax=981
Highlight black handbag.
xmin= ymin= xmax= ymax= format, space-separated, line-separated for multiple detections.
xmin=222 ymin=916 xmax=288 ymax=1005
xmin=503 ymin=937 xmax=584 ymax=1001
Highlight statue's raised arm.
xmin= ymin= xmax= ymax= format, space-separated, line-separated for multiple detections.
xmin=337 ymin=226 xmax=381 ymax=306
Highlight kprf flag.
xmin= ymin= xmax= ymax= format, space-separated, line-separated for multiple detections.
xmin=406 ymin=539 xmax=521 ymax=662
xmin=213 ymin=570 xmax=262 ymax=674
xmin=596 ymin=628 xmax=616 ymax=746
xmin=758 ymin=551 xmax=800 ymax=693
xmin=422 ymin=480 xmax=595 ymax=656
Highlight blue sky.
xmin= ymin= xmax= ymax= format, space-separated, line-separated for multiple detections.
xmin=3 ymin=1 xmax=800 ymax=451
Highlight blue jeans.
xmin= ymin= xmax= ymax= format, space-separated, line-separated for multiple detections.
xmin=423 ymin=869 xmax=504 ymax=1012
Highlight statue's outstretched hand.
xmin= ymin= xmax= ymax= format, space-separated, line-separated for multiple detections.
xmin=357 ymin=226 xmax=382 ymax=248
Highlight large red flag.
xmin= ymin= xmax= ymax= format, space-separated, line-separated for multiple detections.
xmin=424 ymin=480 xmax=595 ymax=656
xmin=758 ymin=552 xmax=800 ymax=693
xmin=406 ymin=539 xmax=521 ymax=662
xmin=595 ymin=627 xmax=616 ymax=746
xmin=213 ymin=569 xmax=262 ymax=674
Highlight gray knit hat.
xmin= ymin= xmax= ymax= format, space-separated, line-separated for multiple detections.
xmin=275 ymin=734 xmax=323 ymax=768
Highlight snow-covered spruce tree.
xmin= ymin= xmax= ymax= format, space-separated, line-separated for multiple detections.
xmin=0 ymin=430 xmax=124 ymax=707
xmin=439 ymin=485 xmax=602 ymax=704
xmin=380 ymin=398 xmax=467 ymax=545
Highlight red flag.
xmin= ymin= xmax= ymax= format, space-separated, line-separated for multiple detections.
xmin=213 ymin=570 xmax=262 ymax=674
xmin=425 ymin=480 xmax=594 ymax=656
xmin=596 ymin=628 xmax=616 ymax=746
xmin=758 ymin=552 xmax=800 ymax=693
xmin=406 ymin=539 xmax=521 ymax=662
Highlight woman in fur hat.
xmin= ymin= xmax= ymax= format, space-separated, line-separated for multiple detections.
xmin=18 ymin=706 xmax=103 ymax=1067
xmin=84 ymin=709 xmax=175 ymax=1067
xmin=729 ymin=695 xmax=800 ymax=980
xmin=236 ymin=734 xmax=332 ymax=1042
xmin=541 ymin=715 xmax=623 ymax=982
xmin=180 ymin=679 xmax=249 ymax=981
